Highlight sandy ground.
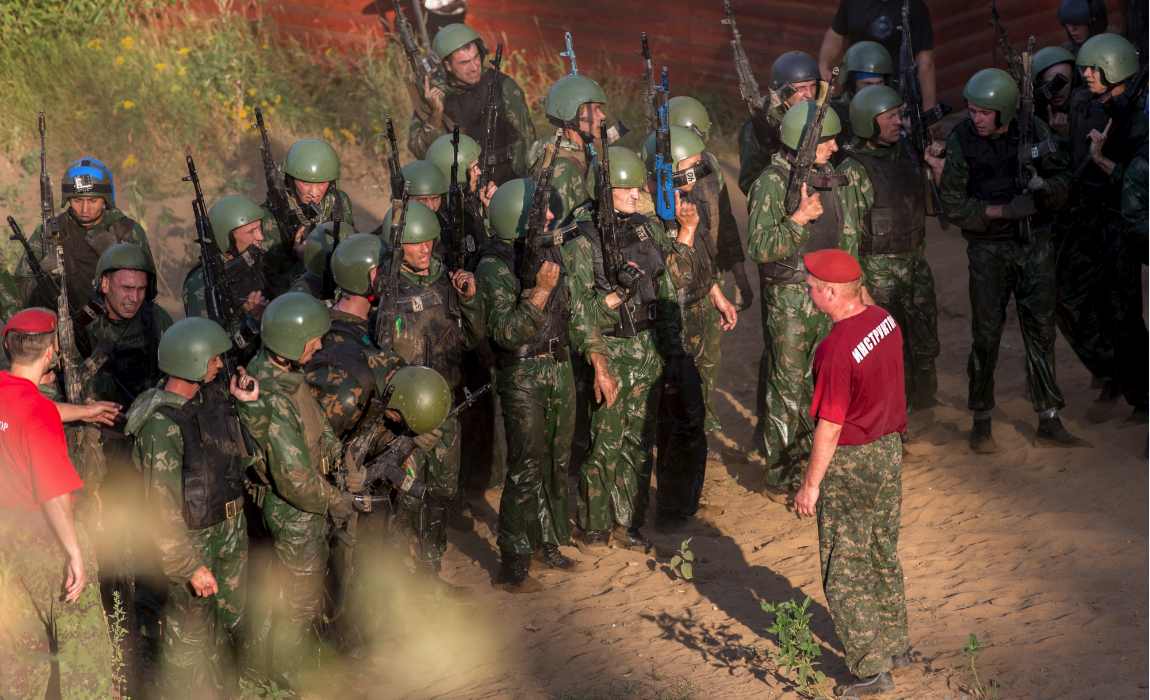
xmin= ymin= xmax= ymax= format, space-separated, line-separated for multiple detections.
xmin=4 ymin=141 xmax=1146 ymax=699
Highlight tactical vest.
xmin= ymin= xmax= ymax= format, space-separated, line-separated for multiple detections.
xmin=1068 ymin=87 xmax=1140 ymax=208
xmin=36 ymin=213 xmax=136 ymax=313
xmin=851 ymin=144 xmax=927 ymax=256
xmin=474 ymin=239 xmax=573 ymax=367
xmin=673 ymin=189 xmax=718 ymax=308
xmin=443 ymin=68 xmax=515 ymax=186
xmin=953 ymin=120 xmax=1053 ymax=240
xmin=290 ymin=375 xmax=332 ymax=477
xmin=577 ymin=211 xmax=666 ymax=338
xmin=188 ymin=246 xmax=274 ymax=308
xmin=98 ymin=301 xmax=162 ymax=406
xmin=156 ymin=385 xmax=245 ymax=531
xmin=760 ymin=163 xmax=844 ymax=285
xmin=305 ymin=318 xmax=379 ymax=438
xmin=385 ymin=268 xmax=465 ymax=389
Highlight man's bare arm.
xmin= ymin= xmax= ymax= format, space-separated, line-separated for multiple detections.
xmin=818 ymin=28 xmax=847 ymax=81
xmin=794 ymin=419 xmax=844 ymax=518
xmin=41 ymin=493 xmax=87 ymax=601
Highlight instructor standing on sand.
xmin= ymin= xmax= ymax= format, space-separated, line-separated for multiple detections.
xmin=793 ymin=250 xmax=910 ymax=698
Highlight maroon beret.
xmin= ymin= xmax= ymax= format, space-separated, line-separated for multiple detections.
xmin=1 ymin=308 xmax=58 ymax=336
xmin=804 ymin=249 xmax=861 ymax=283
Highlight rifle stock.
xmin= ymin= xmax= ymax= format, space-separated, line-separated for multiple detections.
xmin=447 ymin=126 xmax=471 ymax=272
xmin=375 ymin=183 xmax=411 ymax=350
xmin=783 ymin=68 xmax=839 ymax=215
xmin=254 ymin=107 xmax=309 ymax=262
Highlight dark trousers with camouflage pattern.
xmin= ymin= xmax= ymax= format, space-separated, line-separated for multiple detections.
xmin=817 ymin=432 xmax=908 ymax=679
xmin=496 ymin=358 xmax=575 ymax=553
xmin=966 ymin=232 xmax=1064 ymax=413
xmin=397 ymin=413 xmax=461 ymax=562
xmin=699 ymin=287 xmax=725 ymax=434
xmin=655 ymin=355 xmax=708 ymax=521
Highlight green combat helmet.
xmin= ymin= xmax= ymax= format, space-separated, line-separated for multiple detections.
xmin=640 ymin=125 xmax=706 ymax=175
xmin=1033 ymin=46 xmax=1077 ymax=78
xmin=332 ymin=233 xmax=384 ymax=295
xmin=849 ymin=85 xmax=904 ymax=139
xmin=208 ymin=194 xmax=264 ymax=250
xmin=303 ymin=224 xmax=336 ymax=278
xmin=385 ymin=365 xmax=452 ymax=434
xmin=587 ymin=147 xmax=648 ymax=199
xmin=427 ymin=132 xmax=482 ymax=185
xmin=283 ymin=137 xmax=341 ymax=183
xmin=487 ymin=179 xmax=536 ymax=240
xmin=543 ymin=74 xmax=608 ymax=126
xmin=158 ymin=317 xmax=233 ymax=382
xmin=1076 ymin=34 xmax=1140 ymax=85
xmin=95 ymin=242 xmax=157 ymax=299
xmin=261 ymin=292 xmax=331 ymax=362
xmin=668 ymin=96 xmax=712 ymax=142
xmin=380 ymin=200 xmax=442 ymax=244
xmin=842 ymin=41 xmax=893 ymax=85
xmin=963 ymin=68 xmax=1019 ymax=124
xmin=432 ymin=23 xmax=487 ymax=61
xmin=62 ymin=158 xmax=115 ymax=206
xmin=402 ymin=160 xmax=450 ymax=196
xmin=780 ymin=100 xmax=843 ymax=150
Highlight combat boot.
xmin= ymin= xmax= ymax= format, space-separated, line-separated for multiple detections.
xmin=612 ymin=525 xmax=656 ymax=555
xmin=416 ymin=558 xmax=475 ymax=600
xmin=1087 ymin=379 xmax=1122 ymax=423
xmin=1036 ymin=415 xmax=1093 ymax=448
xmin=531 ymin=543 xmax=592 ymax=572
xmin=572 ymin=526 xmax=610 ymax=555
xmin=492 ymin=551 xmax=543 ymax=594
xmin=970 ymin=417 xmax=997 ymax=454
xmin=835 ymin=671 xmax=894 ymax=697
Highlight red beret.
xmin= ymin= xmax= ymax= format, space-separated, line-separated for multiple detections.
xmin=804 ymin=249 xmax=861 ymax=283
xmin=1 ymin=308 xmax=58 ymax=337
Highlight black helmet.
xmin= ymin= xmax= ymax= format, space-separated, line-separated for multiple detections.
xmin=1057 ymin=0 xmax=1108 ymax=37
xmin=769 ymin=51 xmax=821 ymax=99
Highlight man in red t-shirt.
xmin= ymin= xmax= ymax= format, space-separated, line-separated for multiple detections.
xmin=792 ymin=250 xmax=910 ymax=698
xmin=0 ymin=308 xmax=113 ymax=699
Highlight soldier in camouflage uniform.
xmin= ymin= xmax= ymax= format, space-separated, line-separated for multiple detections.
xmin=839 ymin=86 xmax=943 ymax=414
xmin=408 ymin=23 xmax=536 ymax=184
xmin=375 ymin=201 xmax=484 ymax=580
xmin=1054 ymin=35 xmax=1148 ymax=423
xmin=737 ymin=52 xmax=822 ymax=196
xmin=260 ymin=138 xmax=356 ymax=289
xmin=287 ymin=221 xmax=348 ymax=301
xmin=474 ymin=178 xmax=601 ymax=592
xmin=1057 ymin=0 xmax=1109 ymax=60
xmin=16 ymin=157 xmax=154 ymax=314
xmin=0 ymin=269 xmax=23 ymax=330
xmin=939 ymin=69 xmax=1088 ymax=452
xmin=1033 ymin=47 xmax=1077 ymax=141
xmin=567 ymin=147 xmax=694 ymax=553
xmin=747 ymin=102 xmax=861 ymax=498
xmin=667 ymin=97 xmax=753 ymax=450
xmin=828 ymin=42 xmax=893 ymax=156
xmin=127 ymin=317 xmax=259 ymax=699
xmin=238 ymin=293 xmax=353 ymax=689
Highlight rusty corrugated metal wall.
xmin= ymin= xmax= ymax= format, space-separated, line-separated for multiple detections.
xmin=190 ymin=0 xmax=1124 ymax=106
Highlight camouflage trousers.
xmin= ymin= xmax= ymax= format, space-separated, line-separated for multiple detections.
xmin=162 ymin=513 xmax=249 ymax=700
xmin=0 ymin=514 xmax=114 ymax=700
xmin=397 ymin=413 xmax=461 ymax=561
xmin=700 ymin=286 xmax=724 ymax=434
xmin=861 ymin=245 xmax=940 ymax=413
xmin=655 ymin=354 xmax=708 ymax=521
xmin=0 ymin=267 xmax=23 ymax=326
xmin=578 ymin=331 xmax=663 ymax=531
xmin=966 ymin=231 xmax=1064 ymax=413
xmin=817 ymin=432 xmax=908 ymax=678
xmin=757 ymin=281 xmax=832 ymax=487
xmin=496 ymin=357 xmax=575 ymax=553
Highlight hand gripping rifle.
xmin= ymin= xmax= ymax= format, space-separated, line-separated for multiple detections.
xmin=447 ymin=126 xmax=472 ymax=272
xmin=477 ymin=43 xmax=514 ymax=192
xmin=722 ymin=1 xmax=781 ymax=151
xmin=521 ymin=129 xmax=563 ymax=290
xmin=783 ymin=68 xmax=840 ymax=215
xmin=255 ymin=107 xmax=317 ymax=263
xmin=1015 ymin=36 xmax=1036 ymax=245
xmin=384 ymin=0 xmax=440 ymax=118
xmin=988 ymin=3 xmax=1026 ymax=85
xmin=596 ymin=119 xmax=640 ymax=337
xmin=638 ymin=33 xmax=658 ymax=135
xmin=375 ymin=182 xmax=411 ymax=350
xmin=385 ymin=114 xmax=405 ymax=200
xmin=900 ymin=0 xmax=952 ymax=214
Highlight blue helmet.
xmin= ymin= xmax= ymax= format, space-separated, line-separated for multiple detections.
xmin=62 ymin=158 xmax=114 ymax=206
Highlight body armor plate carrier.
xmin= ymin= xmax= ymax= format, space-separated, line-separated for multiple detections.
xmin=852 ymin=143 xmax=927 ymax=256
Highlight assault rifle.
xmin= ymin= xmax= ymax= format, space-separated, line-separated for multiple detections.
xmin=521 ymin=129 xmax=563 ymax=289
xmin=557 ymin=33 xmax=629 ymax=144
xmin=783 ymin=68 xmax=839 ymax=215
xmin=653 ymin=69 xmax=677 ymax=234
xmin=385 ymin=0 xmax=439 ymax=118
xmin=385 ymin=114 xmax=405 ymax=200
xmin=38 ymin=112 xmax=59 ymax=263
xmin=1015 ymin=35 xmax=1036 ymax=245
xmin=988 ymin=3 xmax=1025 ymax=85
xmin=375 ymin=183 xmax=411 ymax=350
xmin=596 ymin=119 xmax=641 ymax=337
xmin=722 ymin=1 xmax=781 ymax=151
xmin=477 ymin=43 xmax=514 ymax=192
xmin=900 ymin=0 xmax=951 ymax=214
xmin=447 ymin=126 xmax=471 ymax=272
xmin=319 ymin=204 xmax=343 ymax=300
xmin=560 ymin=31 xmax=578 ymax=75
xmin=255 ymin=107 xmax=318 ymax=262
xmin=7 ymin=215 xmax=60 ymax=306
xmin=638 ymin=33 xmax=658 ymax=135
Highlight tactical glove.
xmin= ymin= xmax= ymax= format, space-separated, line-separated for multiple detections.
xmin=344 ymin=467 xmax=367 ymax=494
xmin=733 ymin=272 xmax=754 ymax=311
xmin=1025 ymin=165 xmax=1052 ymax=197
xmin=413 ymin=428 xmax=443 ymax=453
xmin=329 ymin=491 xmax=355 ymax=526
xmin=999 ymin=193 xmax=1036 ymax=220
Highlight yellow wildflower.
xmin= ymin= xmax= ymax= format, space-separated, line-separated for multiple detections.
xmin=122 ymin=100 xmax=136 ymax=110
xmin=115 ymin=56 xmax=124 ymax=66
xmin=178 ymin=66 xmax=186 ymax=76
xmin=262 ymin=43 xmax=269 ymax=50
xmin=171 ymin=84 xmax=182 ymax=93
xmin=193 ymin=89 xmax=201 ymax=96
xmin=240 ymin=106 xmax=251 ymax=119
xmin=155 ymin=63 xmax=166 ymax=71
xmin=274 ymin=95 xmax=281 ymax=104
xmin=305 ymin=107 xmax=313 ymax=114
xmin=373 ymin=125 xmax=383 ymax=134
xmin=121 ymin=37 xmax=133 ymax=50
xmin=323 ymin=127 xmax=335 ymax=140
xmin=261 ymin=100 xmax=268 ymax=107
xmin=340 ymin=129 xmax=357 ymax=146
xmin=324 ymin=48 xmax=332 ymax=56
xmin=178 ymin=47 xmax=190 ymax=55
xmin=268 ymin=107 xmax=276 ymax=114
xmin=248 ymin=88 xmax=256 ymax=96
xmin=122 ymin=154 xmax=138 ymax=168
xmin=87 ymin=39 xmax=101 ymax=50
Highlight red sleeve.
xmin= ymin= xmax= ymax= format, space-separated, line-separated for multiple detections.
xmin=810 ymin=357 xmax=852 ymax=425
xmin=27 ymin=405 xmax=83 ymax=505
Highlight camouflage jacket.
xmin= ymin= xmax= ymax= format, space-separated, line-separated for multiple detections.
xmin=408 ymin=64 xmax=537 ymax=180
xmin=240 ymin=349 xmax=343 ymax=515
xmin=939 ymin=116 xmax=1070 ymax=236
xmin=260 ymin=187 xmax=356 ymax=291
xmin=736 ymin=107 xmax=785 ymax=196
xmin=287 ymin=270 xmax=323 ymax=298
xmin=0 ymin=268 xmax=23 ymax=329
xmin=127 ymin=387 xmax=255 ymax=585
xmin=83 ymin=301 xmax=173 ymax=410
xmin=746 ymin=153 xmax=861 ymax=264
xmin=529 ymin=134 xmax=591 ymax=226
xmin=473 ymin=240 xmax=609 ymax=360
